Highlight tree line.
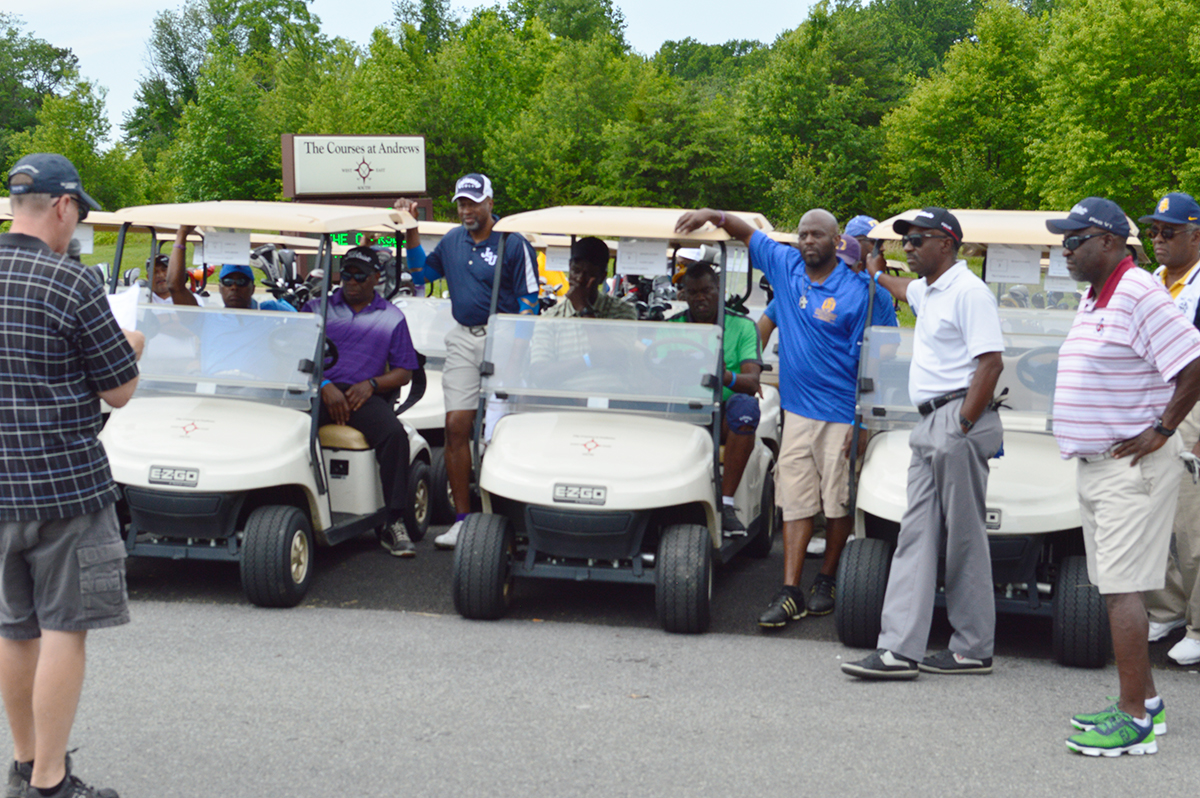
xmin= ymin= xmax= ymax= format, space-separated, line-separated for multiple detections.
xmin=3 ymin=0 xmax=1199 ymax=227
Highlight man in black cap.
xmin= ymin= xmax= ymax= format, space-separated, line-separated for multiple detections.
xmin=842 ymin=207 xmax=1006 ymax=680
xmin=1138 ymin=193 xmax=1200 ymax=666
xmin=1 ymin=153 xmax=140 ymax=798
xmin=1049 ymin=196 xmax=1200 ymax=756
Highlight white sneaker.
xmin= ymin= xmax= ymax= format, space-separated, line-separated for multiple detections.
xmin=435 ymin=520 xmax=462 ymax=550
xmin=1167 ymin=635 xmax=1200 ymax=665
xmin=1148 ymin=618 xmax=1186 ymax=642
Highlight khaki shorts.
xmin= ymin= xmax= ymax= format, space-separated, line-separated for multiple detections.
xmin=442 ymin=323 xmax=488 ymax=413
xmin=776 ymin=411 xmax=852 ymax=521
xmin=0 ymin=505 xmax=130 ymax=639
xmin=1078 ymin=436 xmax=1183 ymax=594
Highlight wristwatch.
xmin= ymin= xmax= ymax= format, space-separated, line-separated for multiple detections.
xmin=1153 ymin=417 xmax=1175 ymax=437
xmin=959 ymin=414 xmax=975 ymax=432
xmin=369 ymin=378 xmax=379 ymax=391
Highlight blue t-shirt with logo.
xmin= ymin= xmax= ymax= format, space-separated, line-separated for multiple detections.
xmin=420 ymin=224 xmax=539 ymax=327
xmin=749 ymin=230 xmax=897 ymax=423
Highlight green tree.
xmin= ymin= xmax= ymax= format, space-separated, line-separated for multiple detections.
xmin=0 ymin=14 xmax=79 ymax=163
xmin=881 ymin=0 xmax=1041 ymax=211
xmin=866 ymin=0 xmax=982 ymax=78
xmin=1026 ymin=0 xmax=1200 ymax=214
xmin=392 ymin=0 xmax=459 ymax=57
xmin=654 ymin=38 xmax=767 ymax=85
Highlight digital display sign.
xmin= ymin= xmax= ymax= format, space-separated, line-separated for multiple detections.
xmin=331 ymin=232 xmax=404 ymax=248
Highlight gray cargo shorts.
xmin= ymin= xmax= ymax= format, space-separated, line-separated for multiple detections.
xmin=0 ymin=505 xmax=130 ymax=639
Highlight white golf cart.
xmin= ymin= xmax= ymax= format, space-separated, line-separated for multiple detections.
xmin=838 ymin=209 xmax=1142 ymax=667
xmin=98 ymin=201 xmax=433 ymax=607
xmin=450 ymin=206 xmax=782 ymax=633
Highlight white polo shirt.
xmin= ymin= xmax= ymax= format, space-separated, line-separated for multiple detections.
xmin=1053 ymin=257 xmax=1200 ymax=458
xmin=905 ymin=260 xmax=1004 ymax=404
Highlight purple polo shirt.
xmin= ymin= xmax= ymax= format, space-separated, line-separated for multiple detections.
xmin=304 ymin=289 xmax=419 ymax=385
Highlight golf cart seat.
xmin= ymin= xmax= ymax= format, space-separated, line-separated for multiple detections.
xmin=319 ymin=425 xmax=371 ymax=450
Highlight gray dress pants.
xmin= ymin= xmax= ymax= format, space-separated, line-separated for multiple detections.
xmin=877 ymin=398 xmax=1003 ymax=661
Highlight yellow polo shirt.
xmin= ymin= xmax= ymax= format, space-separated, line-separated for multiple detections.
xmin=1161 ymin=262 xmax=1200 ymax=299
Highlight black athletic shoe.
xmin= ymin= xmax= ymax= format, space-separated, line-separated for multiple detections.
xmin=841 ymin=648 xmax=919 ymax=680
xmin=757 ymin=587 xmax=805 ymax=628
xmin=918 ymin=650 xmax=993 ymax=674
xmin=807 ymin=574 xmax=836 ymax=616
xmin=721 ymin=504 xmax=746 ymax=536
xmin=7 ymin=761 xmax=30 ymax=798
xmin=25 ymin=773 xmax=119 ymax=798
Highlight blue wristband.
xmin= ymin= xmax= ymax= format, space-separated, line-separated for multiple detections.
xmin=320 ymin=379 xmax=331 ymax=388
xmin=725 ymin=371 xmax=735 ymax=387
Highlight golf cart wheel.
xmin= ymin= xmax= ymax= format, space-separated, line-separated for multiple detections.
xmin=656 ymin=524 xmax=712 ymax=634
xmin=834 ymin=537 xmax=892 ymax=648
xmin=452 ymin=513 xmax=514 ymax=620
xmin=404 ymin=460 xmax=432 ymax=542
xmin=744 ymin=466 xmax=776 ymax=559
xmin=1052 ymin=555 xmax=1111 ymax=668
xmin=430 ymin=448 xmax=455 ymax=524
xmin=240 ymin=505 xmax=314 ymax=608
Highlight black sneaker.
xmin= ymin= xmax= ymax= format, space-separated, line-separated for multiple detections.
xmin=721 ymin=504 xmax=746 ymax=536
xmin=757 ymin=587 xmax=805 ymax=628
xmin=918 ymin=650 xmax=993 ymax=674
xmin=25 ymin=772 xmax=118 ymax=798
xmin=380 ymin=521 xmax=416 ymax=558
xmin=7 ymin=761 xmax=30 ymax=798
xmin=807 ymin=574 xmax=835 ymax=616
xmin=841 ymin=648 xmax=919 ymax=680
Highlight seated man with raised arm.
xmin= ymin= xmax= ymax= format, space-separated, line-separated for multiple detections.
xmin=166 ymin=225 xmax=296 ymax=311
xmin=668 ymin=262 xmax=763 ymax=535
xmin=302 ymin=246 xmax=422 ymax=558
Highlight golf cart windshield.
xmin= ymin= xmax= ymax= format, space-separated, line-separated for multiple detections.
xmin=484 ymin=314 xmax=722 ymax=422
xmin=391 ymin=297 xmax=456 ymax=360
xmin=133 ymin=304 xmax=320 ymax=408
xmin=858 ymin=307 xmax=1066 ymax=432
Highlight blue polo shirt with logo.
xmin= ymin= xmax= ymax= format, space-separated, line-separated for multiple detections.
xmin=749 ymin=230 xmax=897 ymax=423
xmin=418 ymin=223 xmax=539 ymax=327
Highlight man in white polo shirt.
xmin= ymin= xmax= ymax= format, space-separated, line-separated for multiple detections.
xmin=841 ymin=208 xmax=1005 ymax=680
xmin=1048 ymin=197 xmax=1200 ymax=757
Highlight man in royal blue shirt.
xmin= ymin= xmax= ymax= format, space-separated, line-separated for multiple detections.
xmin=397 ymin=175 xmax=539 ymax=549
xmin=677 ymin=207 xmax=897 ymax=629
xmin=303 ymin=247 xmax=421 ymax=557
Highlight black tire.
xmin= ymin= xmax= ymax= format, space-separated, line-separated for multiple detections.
xmin=1053 ymin=554 xmax=1111 ymax=668
xmin=656 ymin=523 xmax=712 ymax=634
xmin=452 ymin=513 xmax=514 ymax=620
xmin=744 ymin=466 xmax=776 ymax=559
xmin=430 ymin=448 xmax=455 ymax=524
xmin=834 ymin=536 xmax=893 ymax=648
xmin=240 ymin=505 xmax=314 ymax=608
xmin=404 ymin=460 xmax=432 ymax=542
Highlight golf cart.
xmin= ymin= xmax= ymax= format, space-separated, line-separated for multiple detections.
xmin=97 ymin=201 xmax=433 ymax=608
xmin=837 ymin=209 xmax=1142 ymax=667
xmin=450 ymin=206 xmax=781 ymax=633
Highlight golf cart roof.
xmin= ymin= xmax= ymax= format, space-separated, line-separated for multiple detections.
xmin=767 ymin=231 xmax=798 ymax=245
xmin=493 ymin=206 xmax=773 ymax=242
xmin=867 ymin=209 xmax=1142 ymax=247
xmin=113 ymin=201 xmax=415 ymax=235
xmin=0 ymin=200 xmax=137 ymax=233
xmin=153 ymin=229 xmax=325 ymax=254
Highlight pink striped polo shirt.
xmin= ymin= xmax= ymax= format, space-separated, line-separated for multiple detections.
xmin=1053 ymin=257 xmax=1200 ymax=458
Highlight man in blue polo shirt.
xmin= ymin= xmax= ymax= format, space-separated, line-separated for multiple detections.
xmin=677 ymin=207 xmax=897 ymax=629
xmin=398 ymin=175 xmax=539 ymax=549
xmin=303 ymin=247 xmax=421 ymax=557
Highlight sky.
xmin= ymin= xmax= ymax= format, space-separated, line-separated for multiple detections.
xmin=7 ymin=0 xmax=814 ymax=144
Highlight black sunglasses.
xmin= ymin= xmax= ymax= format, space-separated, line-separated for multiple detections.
xmin=340 ymin=269 xmax=372 ymax=283
xmin=1146 ymin=226 xmax=1188 ymax=241
xmin=220 ymin=274 xmax=253 ymax=288
xmin=56 ymin=194 xmax=88 ymax=223
xmin=900 ymin=233 xmax=949 ymax=248
xmin=1062 ymin=232 xmax=1107 ymax=251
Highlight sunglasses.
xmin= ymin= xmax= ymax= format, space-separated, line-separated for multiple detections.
xmin=56 ymin=194 xmax=88 ymax=223
xmin=1061 ymin=232 xmax=1107 ymax=251
xmin=339 ymin=269 xmax=372 ymax=283
xmin=220 ymin=274 xmax=253 ymax=288
xmin=1146 ymin=226 xmax=1189 ymax=241
xmin=900 ymin=233 xmax=949 ymax=248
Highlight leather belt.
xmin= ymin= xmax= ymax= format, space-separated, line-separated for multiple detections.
xmin=917 ymin=389 xmax=969 ymax=416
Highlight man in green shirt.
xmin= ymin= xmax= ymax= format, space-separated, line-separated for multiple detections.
xmin=670 ymin=263 xmax=763 ymax=533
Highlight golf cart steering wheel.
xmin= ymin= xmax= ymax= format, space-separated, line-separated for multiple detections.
xmin=323 ymin=337 xmax=339 ymax=371
xmin=1015 ymin=345 xmax=1060 ymax=396
xmin=642 ymin=337 xmax=713 ymax=364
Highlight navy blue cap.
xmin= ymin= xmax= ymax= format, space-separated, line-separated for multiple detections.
xmin=845 ymin=215 xmax=878 ymax=238
xmin=219 ymin=264 xmax=254 ymax=280
xmin=1139 ymin=192 xmax=1200 ymax=226
xmin=340 ymin=246 xmax=384 ymax=273
xmin=836 ymin=234 xmax=861 ymax=266
xmin=893 ymin=207 xmax=963 ymax=242
xmin=7 ymin=153 xmax=100 ymax=213
xmin=1046 ymin=197 xmax=1132 ymax=237
xmin=452 ymin=173 xmax=493 ymax=203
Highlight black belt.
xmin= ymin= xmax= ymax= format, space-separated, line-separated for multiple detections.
xmin=917 ymin=389 xmax=968 ymax=416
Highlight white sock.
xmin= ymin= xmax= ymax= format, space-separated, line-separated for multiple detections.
xmin=1131 ymin=714 xmax=1151 ymax=729
xmin=722 ymin=496 xmax=734 ymax=507
xmin=1145 ymin=695 xmax=1161 ymax=710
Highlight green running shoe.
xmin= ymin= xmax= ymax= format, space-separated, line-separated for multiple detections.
xmin=1066 ymin=710 xmax=1157 ymax=757
xmin=1071 ymin=697 xmax=1165 ymax=735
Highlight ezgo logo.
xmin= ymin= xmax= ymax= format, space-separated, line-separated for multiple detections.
xmin=553 ymin=483 xmax=607 ymax=506
xmin=148 ymin=466 xmax=200 ymax=488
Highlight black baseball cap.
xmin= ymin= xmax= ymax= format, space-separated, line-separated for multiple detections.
xmin=1139 ymin=192 xmax=1200 ymax=226
xmin=1045 ymin=197 xmax=1132 ymax=237
xmin=893 ymin=207 xmax=962 ymax=242
xmin=340 ymin=246 xmax=384 ymax=273
xmin=7 ymin=153 xmax=101 ymax=217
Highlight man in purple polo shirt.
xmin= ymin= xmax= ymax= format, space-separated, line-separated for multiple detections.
xmin=303 ymin=247 xmax=421 ymax=557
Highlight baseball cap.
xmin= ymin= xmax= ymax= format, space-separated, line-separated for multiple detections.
xmin=452 ymin=173 xmax=493 ymax=203
xmin=845 ymin=215 xmax=878 ymax=238
xmin=340 ymin=246 xmax=384 ymax=273
xmin=7 ymin=153 xmax=101 ymax=217
xmin=836 ymin=234 xmax=861 ymax=267
xmin=1138 ymin=192 xmax=1200 ymax=226
xmin=1045 ymin=197 xmax=1131 ymax=237
xmin=147 ymin=254 xmax=170 ymax=269
xmin=219 ymin=264 xmax=255 ymax=281
xmin=893 ymin=207 xmax=963 ymax=242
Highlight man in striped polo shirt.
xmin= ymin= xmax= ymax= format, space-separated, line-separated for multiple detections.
xmin=1049 ymin=197 xmax=1200 ymax=757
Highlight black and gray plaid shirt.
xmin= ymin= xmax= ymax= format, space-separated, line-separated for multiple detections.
xmin=0 ymin=232 xmax=139 ymax=521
